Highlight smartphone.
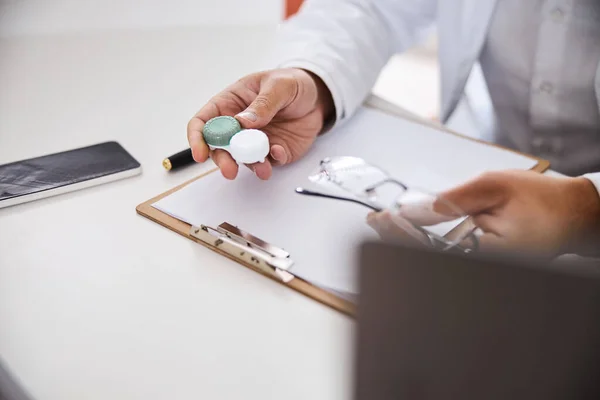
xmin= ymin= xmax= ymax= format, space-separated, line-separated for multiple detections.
xmin=0 ymin=141 xmax=141 ymax=209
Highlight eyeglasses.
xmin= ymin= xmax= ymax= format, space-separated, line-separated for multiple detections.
xmin=295 ymin=156 xmax=478 ymax=253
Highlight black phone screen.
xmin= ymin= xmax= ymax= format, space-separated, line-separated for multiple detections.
xmin=0 ymin=141 xmax=140 ymax=203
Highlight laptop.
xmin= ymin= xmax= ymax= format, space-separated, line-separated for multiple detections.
xmin=353 ymin=242 xmax=600 ymax=400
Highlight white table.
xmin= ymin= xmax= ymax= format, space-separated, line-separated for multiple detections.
xmin=0 ymin=24 xmax=565 ymax=400
xmin=0 ymin=26 xmax=354 ymax=400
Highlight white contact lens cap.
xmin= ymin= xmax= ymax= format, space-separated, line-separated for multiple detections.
xmin=228 ymin=129 xmax=270 ymax=164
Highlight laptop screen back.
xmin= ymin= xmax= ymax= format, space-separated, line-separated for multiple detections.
xmin=354 ymin=242 xmax=600 ymax=400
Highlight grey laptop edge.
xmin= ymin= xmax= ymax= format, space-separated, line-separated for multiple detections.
xmin=354 ymin=241 xmax=600 ymax=400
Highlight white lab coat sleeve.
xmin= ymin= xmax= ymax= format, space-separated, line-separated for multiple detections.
xmin=582 ymin=172 xmax=600 ymax=257
xmin=584 ymin=173 xmax=600 ymax=197
xmin=267 ymin=0 xmax=437 ymax=126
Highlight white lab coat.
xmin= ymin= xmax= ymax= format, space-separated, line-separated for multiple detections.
xmin=269 ymin=0 xmax=600 ymax=192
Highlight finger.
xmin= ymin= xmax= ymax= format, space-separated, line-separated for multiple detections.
xmin=235 ymin=77 xmax=296 ymax=129
xmin=366 ymin=211 xmax=378 ymax=225
xmin=367 ymin=211 xmax=431 ymax=246
xmin=472 ymin=213 xmax=505 ymax=236
xmin=368 ymin=213 xmax=402 ymax=241
xmin=212 ymin=149 xmax=238 ymax=180
xmin=366 ymin=210 xmax=388 ymax=231
xmin=366 ymin=210 xmax=394 ymax=234
xmin=435 ymin=172 xmax=508 ymax=216
xmin=187 ymin=99 xmax=227 ymax=163
xmin=187 ymin=115 xmax=209 ymax=162
xmin=248 ymin=159 xmax=273 ymax=180
xmin=269 ymin=144 xmax=289 ymax=166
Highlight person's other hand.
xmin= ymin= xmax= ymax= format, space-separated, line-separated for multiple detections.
xmin=366 ymin=170 xmax=600 ymax=256
xmin=436 ymin=170 xmax=600 ymax=256
xmin=187 ymin=68 xmax=334 ymax=180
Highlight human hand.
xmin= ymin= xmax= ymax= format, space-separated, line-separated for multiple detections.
xmin=438 ymin=170 xmax=600 ymax=256
xmin=368 ymin=170 xmax=600 ymax=257
xmin=187 ymin=68 xmax=334 ymax=180
xmin=366 ymin=210 xmax=436 ymax=247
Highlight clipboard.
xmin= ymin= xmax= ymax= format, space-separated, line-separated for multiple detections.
xmin=136 ymin=96 xmax=550 ymax=317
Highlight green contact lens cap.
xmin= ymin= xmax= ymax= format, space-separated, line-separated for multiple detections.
xmin=202 ymin=116 xmax=242 ymax=147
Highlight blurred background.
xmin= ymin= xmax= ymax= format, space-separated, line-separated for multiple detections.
xmin=0 ymin=0 xmax=491 ymax=139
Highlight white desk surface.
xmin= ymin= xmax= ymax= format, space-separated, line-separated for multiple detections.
xmin=0 ymin=25 xmax=355 ymax=400
xmin=0 ymin=25 xmax=559 ymax=400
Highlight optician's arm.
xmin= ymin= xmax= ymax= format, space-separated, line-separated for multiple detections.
xmin=187 ymin=0 xmax=437 ymax=180
xmin=269 ymin=0 xmax=438 ymax=127
xmin=368 ymin=170 xmax=600 ymax=258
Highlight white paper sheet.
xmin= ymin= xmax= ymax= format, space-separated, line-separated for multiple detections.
xmin=153 ymin=107 xmax=537 ymax=293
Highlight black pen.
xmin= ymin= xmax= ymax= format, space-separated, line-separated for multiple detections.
xmin=163 ymin=148 xmax=195 ymax=171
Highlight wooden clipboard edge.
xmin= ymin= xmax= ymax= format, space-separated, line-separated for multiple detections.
xmin=135 ymin=169 xmax=356 ymax=317
xmin=136 ymin=96 xmax=549 ymax=318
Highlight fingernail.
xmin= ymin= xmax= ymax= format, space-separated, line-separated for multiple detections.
xmin=189 ymin=134 xmax=202 ymax=161
xmin=237 ymin=111 xmax=257 ymax=122
xmin=189 ymin=133 xmax=199 ymax=147
xmin=270 ymin=148 xmax=281 ymax=161
xmin=270 ymin=146 xmax=288 ymax=164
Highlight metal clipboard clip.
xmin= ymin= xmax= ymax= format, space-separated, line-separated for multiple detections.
xmin=190 ymin=222 xmax=295 ymax=283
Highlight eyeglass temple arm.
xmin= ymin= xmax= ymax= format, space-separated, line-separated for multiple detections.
xmin=364 ymin=178 xmax=408 ymax=193
xmin=295 ymin=187 xmax=383 ymax=212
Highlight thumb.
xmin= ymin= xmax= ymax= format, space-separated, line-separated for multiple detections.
xmin=435 ymin=172 xmax=508 ymax=216
xmin=235 ymin=77 xmax=295 ymax=128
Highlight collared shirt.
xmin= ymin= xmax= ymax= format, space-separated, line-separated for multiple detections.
xmin=479 ymin=0 xmax=600 ymax=176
